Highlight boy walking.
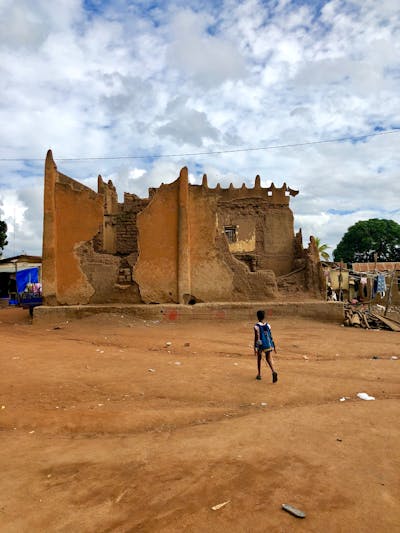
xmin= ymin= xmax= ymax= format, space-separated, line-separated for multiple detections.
xmin=254 ymin=309 xmax=278 ymax=383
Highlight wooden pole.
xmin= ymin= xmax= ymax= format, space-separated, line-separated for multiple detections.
xmin=338 ymin=259 xmax=343 ymax=301
xmin=384 ymin=264 xmax=397 ymax=316
xmin=369 ymin=252 xmax=378 ymax=312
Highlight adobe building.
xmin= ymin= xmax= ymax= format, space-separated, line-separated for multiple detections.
xmin=42 ymin=150 xmax=324 ymax=306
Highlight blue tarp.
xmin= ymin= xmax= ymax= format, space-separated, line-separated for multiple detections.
xmin=16 ymin=268 xmax=39 ymax=293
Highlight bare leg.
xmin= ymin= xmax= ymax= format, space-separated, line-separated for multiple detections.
xmin=265 ymin=350 xmax=275 ymax=372
xmin=256 ymin=350 xmax=262 ymax=379
xmin=266 ymin=351 xmax=278 ymax=383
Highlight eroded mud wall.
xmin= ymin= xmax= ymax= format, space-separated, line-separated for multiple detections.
xmin=43 ymin=153 xmax=147 ymax=305
xmin=217 ymin=200 xmax=295 ymax=276
xmin=43 ymin=155 xmax=321 ymax=305
xmin=54 ymin=176 xmax=104 ymax=304
xmin=135 ymin=169 xmax=280 ymax=303
xmin=186 ymin=187 xmax=234 ymax=302
xmin=42 ymin=151 xmax=104 ymax=304
xmin=135 ymin=169 xmax=235 ymax=303
xmin=135 ymin=179 xmax=180 ymax=303
xmin=42 ymin=151 xmax=58 ymax=305
xmin=259 ymin=206 xmax=295 ymax=276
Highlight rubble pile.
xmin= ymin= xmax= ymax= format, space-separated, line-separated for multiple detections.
xmin=344 ymin=305 xmax=400 ymax=331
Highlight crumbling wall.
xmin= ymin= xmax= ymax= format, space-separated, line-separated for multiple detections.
xmin=43 ymin=153 xmax=322 ymax=305
xmin=215 ymin=234 xmax=278 ymax=300
xmin=78 ymin=242 xmax=141 ymax=303
xmin=135 ymin=180 xmax=180 ymax=303
xmin=42 ymin=151 xmax=143 ymax=305
xmin=42 ymin=151 xmax=105 ymax=305
xmin=258 ymin=207 xmax=295 ymax=276
xmin=135 ymin=171 xmax=235 ymax=304
xmin=116 ymin=194 xmax=149 ymax=259
xmin=213 ymin=177 xmax=297 ymax=277
xmin=304 ymin=236 xmax=325 ymax=298
xmin=186 ymin=187 xmax=235 ymax=303
xmin=135 ymin=170 xmax=279 ymax=303
xmin=54 ymin=180 xmax=104 ymax=304
xmin=275 ymin=233 xmax=324 ymax=299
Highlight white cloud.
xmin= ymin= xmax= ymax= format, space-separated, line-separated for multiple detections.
xmin=166 ymin=9 xmax=247 ymax=88
xmin=0 ymin=0 xmax=400 ymax=259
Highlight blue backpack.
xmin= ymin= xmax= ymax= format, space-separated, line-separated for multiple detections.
xmin=257 ymin=323 xmax=274 ymax=351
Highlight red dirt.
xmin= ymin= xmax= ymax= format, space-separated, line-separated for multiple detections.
xmin=0 ymin=307 xmax=399 ymax=532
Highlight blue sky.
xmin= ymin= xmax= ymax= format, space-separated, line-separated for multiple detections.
xmin=0 ymin=0 xmax=400 ymax=258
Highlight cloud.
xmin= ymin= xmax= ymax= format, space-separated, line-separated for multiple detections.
xmin=166 ymin=9 xmax=247 ymax=88
xmin=0 ymin=0 xmax=399 ymax=260
xmin=0 ymin=0 xmax=82 ymax=49
xmin=157 ymin=97 xmax=220 ymax=145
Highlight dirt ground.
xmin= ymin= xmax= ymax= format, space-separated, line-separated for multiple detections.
xmin=0 ymin=306 xmax=399 ymax=533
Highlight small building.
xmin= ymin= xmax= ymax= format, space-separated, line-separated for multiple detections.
xmin=351 ymin=262 xmax=400 ymax=305
xmin=322 ymin=261 xmax=400 ymax=305
xmin=322 ymin=262 xmax=349 ymax=301
xmin=0 ymin=255 xmax=42 ymax=303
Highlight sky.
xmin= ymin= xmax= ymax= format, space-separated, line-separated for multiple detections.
xmin=0 ymin=0 xmax=399 ymax=259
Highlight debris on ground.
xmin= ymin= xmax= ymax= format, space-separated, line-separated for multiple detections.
xmin=282 ymin=504 xmax=306 ymax=518
xmin=211 ymin=500 xmax=230 ymax=511
xmin=357 ymin=392 xmax=375 ymax=401
xmin=344 ymin=305 xmax=400 ymax=331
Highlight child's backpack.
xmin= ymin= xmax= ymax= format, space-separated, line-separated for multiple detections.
xmin=257 ymin=323 xmax=274 ymax=351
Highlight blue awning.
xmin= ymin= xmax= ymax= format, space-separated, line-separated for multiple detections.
xmin=16 ymin=268 xmax=39 ymax=293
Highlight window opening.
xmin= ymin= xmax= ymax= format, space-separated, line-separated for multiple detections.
xmin=224 ymin=225 xmax=237 ymax=243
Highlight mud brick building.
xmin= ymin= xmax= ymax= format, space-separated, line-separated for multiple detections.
xmin=42 ymin=150 xmax=323 ymax=305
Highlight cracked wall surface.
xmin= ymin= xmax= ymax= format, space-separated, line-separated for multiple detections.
xmin=42 ymin=152 xmax=323 ymax=305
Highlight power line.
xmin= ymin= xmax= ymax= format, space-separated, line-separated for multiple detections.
xmin=0 ymin=128 xmax=398 ymax=163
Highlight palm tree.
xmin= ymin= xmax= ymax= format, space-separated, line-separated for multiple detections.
xmin=314 ymin=237 xmax=330 ymax=261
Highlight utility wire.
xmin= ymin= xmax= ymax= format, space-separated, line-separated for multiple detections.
xmin=0 ymin=128 xmax=398 ymax=163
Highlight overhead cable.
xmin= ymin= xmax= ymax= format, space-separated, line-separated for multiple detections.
xmin=0 ymin=128 xmax=398 ymax=163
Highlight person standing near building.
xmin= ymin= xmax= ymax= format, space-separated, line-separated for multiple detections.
xmin=254 ymin=309 xmax=278 ymax=382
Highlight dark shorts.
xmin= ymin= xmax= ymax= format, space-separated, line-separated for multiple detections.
xmin=257 ymin=348 xmax=273 ymax=356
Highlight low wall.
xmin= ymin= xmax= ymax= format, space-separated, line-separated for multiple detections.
xmin=34 ymin=301 xmax=344 ymax=324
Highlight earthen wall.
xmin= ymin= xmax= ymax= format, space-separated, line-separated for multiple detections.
xmin=42 ymin=152 xmax=323 ymax=306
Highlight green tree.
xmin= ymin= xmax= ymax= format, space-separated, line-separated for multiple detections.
xmin=333 ymin=219 xmax=400 ymax=263
xmin=314 ymin=237 xmax=330 ymax=261
xmin=0 ymin=220 xmax=7 ymax=252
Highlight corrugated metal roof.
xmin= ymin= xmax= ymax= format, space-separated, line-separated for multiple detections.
xmin=352 ymin=262 xmax=398 ymax=272
xmin=0 ymin=254 xmax=41 ymax=264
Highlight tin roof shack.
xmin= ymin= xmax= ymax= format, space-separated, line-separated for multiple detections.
xmin=0 ymin=255 xmax=42 ymax=303
xmin=321 ymin=262 xmax=350 ymax=301
xmin=42 ymin=150 xmax=323 ymax=305
xmin=351 ymin=263 xmax=400 ymax=306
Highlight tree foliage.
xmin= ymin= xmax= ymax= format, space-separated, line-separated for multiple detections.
xmin=0 ymin=220 xmax=8 ymax=251
xmin=333 ymin=219 xmax=400 ymax=263
xmin=314 ymin=237 xmax=330 ymax=261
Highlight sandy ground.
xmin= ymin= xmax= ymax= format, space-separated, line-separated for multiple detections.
xmin=0 ymin=306 xmax=399 ymax=533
